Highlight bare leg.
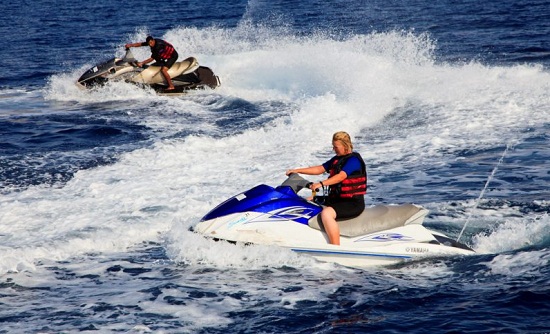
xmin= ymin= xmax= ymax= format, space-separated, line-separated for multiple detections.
xmin=320 ymin=206 xmax=340 ymax=245
xmin=161 ymin=66 xmax=175 ymax=90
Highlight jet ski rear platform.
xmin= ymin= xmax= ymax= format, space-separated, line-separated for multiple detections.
xmin=151 ymin=66 xmax=221 ymax=95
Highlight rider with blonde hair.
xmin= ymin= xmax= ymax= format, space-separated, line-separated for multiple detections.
xmin=286 ymin=131 xmax=367 ymax=245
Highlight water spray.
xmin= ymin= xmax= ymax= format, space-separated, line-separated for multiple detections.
xmin=456 ymin=144 xmax=510 ymax=243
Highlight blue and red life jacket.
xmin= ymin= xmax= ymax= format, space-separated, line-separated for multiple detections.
xmin=328 ymin=152 xmax=367 ymax=198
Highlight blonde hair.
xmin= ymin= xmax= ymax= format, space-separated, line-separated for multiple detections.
xmin=332 ymin=131 xmax=353 ymax=153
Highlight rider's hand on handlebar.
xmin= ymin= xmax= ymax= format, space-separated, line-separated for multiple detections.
xmin=309 ymin=182 xmax=321 ymax=192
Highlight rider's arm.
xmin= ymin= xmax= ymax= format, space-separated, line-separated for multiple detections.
xmin=124 ymin=42 xmax=145 ymax=49
xmin=286 ymin=165 xmax=325 ymax=176
xmin=310 ymin=170 xmax=347 ymax=190
xmin=137 ymin=57 xmax=154 ymax=67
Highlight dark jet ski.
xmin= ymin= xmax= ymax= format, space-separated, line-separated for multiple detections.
xmin=77 ymin=49 xmax=220 ymax=94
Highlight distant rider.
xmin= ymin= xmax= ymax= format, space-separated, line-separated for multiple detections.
xmin=125 ymin=36 xmax=178 ymax=90
xmin=286 ymin=131 xmax=367 ymax=245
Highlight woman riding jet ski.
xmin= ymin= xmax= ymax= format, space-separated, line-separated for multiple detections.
xmin=76 ymin=36 xmax=220 ymax=94
xmin=193 ymin=132 xmax=475 ymax=268
xmin=286 ymin=131 xmax=367 ymax=246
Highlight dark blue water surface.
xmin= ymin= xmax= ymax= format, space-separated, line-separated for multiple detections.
xmin=1 ymin=0 xmax=549 ymax=333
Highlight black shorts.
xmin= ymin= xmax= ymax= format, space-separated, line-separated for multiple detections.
xmin=154 ymin=51 xmax=179 ymax=69
xmin=327 ymin=196 xmax=365 ymax=219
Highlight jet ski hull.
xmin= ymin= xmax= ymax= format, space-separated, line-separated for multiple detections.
xmin=194 ymin=174 xmax=475 ymax=268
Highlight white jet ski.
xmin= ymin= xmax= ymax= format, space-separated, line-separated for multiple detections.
xmin=77 ymin=49 xmax=220 ymax=94
xmin=193 ymin=174 xmax=475 ymax=268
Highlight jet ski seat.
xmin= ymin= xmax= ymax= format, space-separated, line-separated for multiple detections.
xmin=133 ymin=57 xmax=200 ymax=84
xmin=308 ymin=204 xmax=428 ymax=237
xmin=167 ymin=57 xmax=199 ymax=75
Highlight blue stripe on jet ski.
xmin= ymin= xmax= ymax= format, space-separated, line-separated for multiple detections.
xmin=291 ymin=248 xmax=412 ymax=259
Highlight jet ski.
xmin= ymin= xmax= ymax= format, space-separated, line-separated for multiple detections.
xmin=193 ymin=174 xmax=475 ymax=268
xmin=76 ymin=49 xmax=220 ymax=94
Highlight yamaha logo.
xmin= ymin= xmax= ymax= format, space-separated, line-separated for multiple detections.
xmin=406 ymin=247 xmax=429 ymax=253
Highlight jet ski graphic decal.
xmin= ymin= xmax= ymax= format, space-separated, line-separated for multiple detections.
xmin=358 ymin=233 xmax=415 ymax=242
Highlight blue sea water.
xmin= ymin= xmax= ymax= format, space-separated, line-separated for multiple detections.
xmin=1 ymin=0 xmax=550 ymax=332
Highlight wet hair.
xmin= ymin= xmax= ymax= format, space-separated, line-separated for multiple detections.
xmin=145 ymin=36 xmax=154 ymax=43
xmin=332 ymin=131 xmax=353 ymax=153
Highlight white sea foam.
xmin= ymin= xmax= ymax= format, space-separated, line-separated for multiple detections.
xmin=472 ymin=213 xmax=550 ymax=254
xmin=2 ymin=24 xmax=550 ymax=275
xmin=483 ymin=248 xmax=550 ymax=278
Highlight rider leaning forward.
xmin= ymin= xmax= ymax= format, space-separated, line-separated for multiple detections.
xmin=286 ymin=131 xmax=367 ymax=245
xmin=125 ymin=36 xmax=179 ymax=90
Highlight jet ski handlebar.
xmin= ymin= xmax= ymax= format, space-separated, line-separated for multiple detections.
xmin=121 ymin=48 xmax=139 ymax=66
xmin=281 ymin=173 xmax=319 ymax=193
